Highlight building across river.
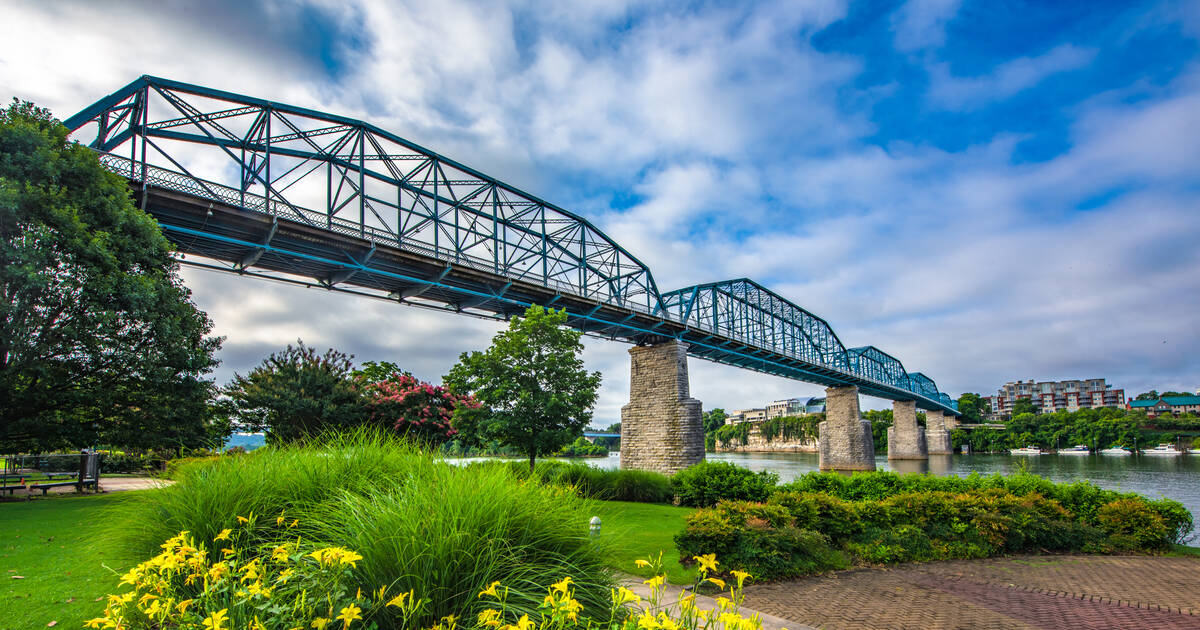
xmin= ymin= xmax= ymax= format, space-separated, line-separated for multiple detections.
xmin=984 ymin=378 xmax=1125 ymax=420
xmin=726 ymin=397 xmax=826 ymax=424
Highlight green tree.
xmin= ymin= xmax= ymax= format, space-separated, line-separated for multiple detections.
xmin=0 ymin=100 xmax=222 ymax=452
xmin=702 ymin=408 xmax=728 ymax=433
xmin=1010 ymin=398 xmax=1039 ymax=416
xmin=956 ymin=392 xmax=987 ymax=423
xmin=444 ymin=305 xmax=601 ymax=470
xmin=225 ymin=342 xmax=367 ymax=444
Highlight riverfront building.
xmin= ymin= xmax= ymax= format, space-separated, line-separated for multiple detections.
xmin=1127 ymin=395 xmax=1200 ymax=418
xmin=984 ymin=378 xmax=1125 ymax=420
xmin=726 ymin=397 xmax=826 ymax=424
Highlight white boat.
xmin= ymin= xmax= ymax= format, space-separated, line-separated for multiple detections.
xmin=1186 ymin=449 xmax=1200 ymax=455
xmin=1058 ymin=445 xmax=1090 ymax=454
xmin=1141 ymin=443 xmax=1180 ymax=455
xmin=1010 ymin=446 xmax=1045 ymax=455
xmin=1099 ymin=446 xmax=1131 ymax=455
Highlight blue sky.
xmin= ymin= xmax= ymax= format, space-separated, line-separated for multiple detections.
xmin=3 ymin=0 xmax=1199 ymax=421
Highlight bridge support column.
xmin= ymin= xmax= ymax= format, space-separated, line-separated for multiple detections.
xmin=887 ymin=400 xmax=927 ymax=460
xmin=819 ymin=385 xmax=876 ymax=471
xmin=926 ymin=410 xmax=953 ymax=455
xmin=620 ymin=340 xmax=704 ymax=476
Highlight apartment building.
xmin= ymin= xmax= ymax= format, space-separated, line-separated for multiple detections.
xmin=727 ymin=397 xmax=826 ymax=424
xmin=984 ymin=378 xmax=1125 ymax=419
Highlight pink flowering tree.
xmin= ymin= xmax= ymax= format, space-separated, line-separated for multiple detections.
xmin=359 ymin=366 xmax=479 ymax=445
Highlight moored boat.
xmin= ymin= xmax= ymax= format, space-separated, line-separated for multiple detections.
xmin=1099 ymin=446 xmax=1131 ymax=455
xmin=1010 ymin=446 xmax=1045 ymax=455
xmin=1058 ymin=444 xmax=1090 ymax=454
xmin=1141 ymin=443 xmax=1180 ymax=455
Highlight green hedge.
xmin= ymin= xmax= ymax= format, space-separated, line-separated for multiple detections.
xmin=675 ymin=486 xmax=1184 ymax=581
xmin=670 ymin=461 xmax=779 ymax=507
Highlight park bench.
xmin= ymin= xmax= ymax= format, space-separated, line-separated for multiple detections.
xmin=27 ymin=477 xmax=99 ymax=496
xmin=0 ymin=451 xmax=102 ymax=497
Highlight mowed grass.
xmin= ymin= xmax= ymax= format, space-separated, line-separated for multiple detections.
xmin=0 ymin=494 xmax=133 ymax=630
xmin=587 ymin=499 xmax=701 ymax=585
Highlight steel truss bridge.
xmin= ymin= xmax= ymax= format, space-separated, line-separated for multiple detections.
xmin=65 ymin=76 xmax=958 ymax=415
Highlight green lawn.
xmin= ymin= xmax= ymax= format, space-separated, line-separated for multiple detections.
xmin=587 ymin=499 xmax=701 ymax=585
xmin=0 ymin=494 xmax=132 ymax=630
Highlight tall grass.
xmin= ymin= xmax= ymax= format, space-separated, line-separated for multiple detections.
xmin=480 ymin=460 xmax=674 ymax=503
xmin=100 ymin=431 xmax=615 ymax=626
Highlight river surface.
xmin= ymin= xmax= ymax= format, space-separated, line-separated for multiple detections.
xmin=226 ymin=433 xmax=1200 ymax=525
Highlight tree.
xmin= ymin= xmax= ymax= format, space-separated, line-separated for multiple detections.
xmin=0 ymin=100 xmax=222 ymax=452
xmin=956 ymin=393 xmax=986 ymax=423
xmin=226 ymin=342 xmax=366 ymax=444
xmin=1010 ymin=398 xmax=1039 ymax=417
xmin=444 ymin=305 xmax=601 ymax=470
xmin=358 ymin=367 xmax=478 ymax=445
xmin=702 ymin=408 xmax=728 ymax=433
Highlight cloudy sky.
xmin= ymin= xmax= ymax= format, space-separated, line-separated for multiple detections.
xmin=3 ymin=0 xmax=1199 ymax=423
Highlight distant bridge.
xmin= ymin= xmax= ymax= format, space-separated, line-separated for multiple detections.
xmin=64 ymin=76 xmax=958 ymax=416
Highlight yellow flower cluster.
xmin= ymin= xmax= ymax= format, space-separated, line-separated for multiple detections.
xmin=87 ymin=517 xmax=380 ymax=630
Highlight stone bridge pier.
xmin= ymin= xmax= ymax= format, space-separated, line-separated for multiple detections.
xmin=887 ymin=400 xmax=927 ymax=460
xmin=926 ymin=409 xmax=953 ymax=455
xmin=620 ymin=340 xmax=704 ymax=475
xmin=819 ymin=385 xmax=876 ymax=471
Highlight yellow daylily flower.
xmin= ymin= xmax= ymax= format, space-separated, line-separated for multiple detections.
xmin=514 ymin=614 xmax=534 ymax=630
xmin=201 ymin=608 xmax=229 ymax=630
xmin=84 ymin=618 xmax=108 ymax=629
xmin=634 ymin=559 xmax=651 ymax=568
xmin=213 ymin=528 xmax=232 ymax=542
xmin=693 ymin=553 xmax=718 ymax=575
xmin=478 ymin=581 xmax=502 ymax=599
xmin=551 ymin=576 xmax=573 ymax=595
xmin=387 ymin=590 xmax=411 ymax=608
xmin=612 ymin=586 xmax=641 ymax=605
xmin=707 ymin=577 xmax=726 ymax=589
xmin=636 ymin=610 xmax=659 ymax=630
xmin=176 ymin=599 xmax=194 ymax=613
xmin=236 ymin=514 xmax=251 ymax=525
xmin=643 ymin=574 xmax=666 ymax=590
xmin=478 ymin=608 xmax=502 ymax=627
xmin=311 ymin=618 xmax=332 ymax=630
xmin=730 ymin=569 xmax=752 ymax=589
xmin=337 ymin=603 xmax=363 ymax=627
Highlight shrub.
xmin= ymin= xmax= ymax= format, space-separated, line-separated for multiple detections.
xmin=1096 ymin=498 xmax=1170 ymax=550
xmin=671 ymin=461 xmax=778 ymax=507
xmin=482 ymin=460 xmax=674 ymax=503
xmin=674 ymin=503 xmax=846 ymax=581
xmin=101 ymin=431 xmax=616 ymax=626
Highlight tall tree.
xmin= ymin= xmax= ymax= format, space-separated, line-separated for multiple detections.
xmin=445 ymin=305 xmax=601 ymax=470
xmin=956 ymin=392 xmax=987 ymax=423
xmin=703 ymin=408 xmax=728 ymax=433
xmin=226 ymin=342 xmax=366 ymax=444
xmin=0 ymin=100 xmax=222 ymax=452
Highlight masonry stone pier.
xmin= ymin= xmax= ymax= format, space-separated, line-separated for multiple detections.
xmin=926 ymin=409 xmax=953 ymax=455
xmin=818 ymin=385 xmax=876 ymax=471
xmin=887 ymin=400 xmax=928 ymax=460
xmin=620 ymin=340 xmax=704 ymax=475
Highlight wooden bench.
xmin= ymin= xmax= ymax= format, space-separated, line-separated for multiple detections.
xmin=26 ymin=478 xmax=98 ymax=496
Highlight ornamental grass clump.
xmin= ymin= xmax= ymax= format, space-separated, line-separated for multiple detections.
xmin=101 ymin=431 xmax=616 ymax=627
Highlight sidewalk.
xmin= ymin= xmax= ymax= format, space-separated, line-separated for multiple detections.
xmin=740 ymin=555 xmax=1200 ymax=630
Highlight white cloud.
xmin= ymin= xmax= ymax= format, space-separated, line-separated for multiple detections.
xmin=891 ymin=0 xmax=962 ymax=52
xmin=928 ymin=44 xmax=1097 ymax=109
xmin=3 ymin=0 xmax=1199 ymax=420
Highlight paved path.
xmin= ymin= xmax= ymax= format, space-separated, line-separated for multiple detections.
xmin=742 ymin=555 xmax=1200 ymax=629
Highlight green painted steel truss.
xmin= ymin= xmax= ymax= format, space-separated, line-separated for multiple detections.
xmin=64 ymin=76 xmax=957 ymax=414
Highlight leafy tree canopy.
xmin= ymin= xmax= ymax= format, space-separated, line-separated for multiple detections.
xmin=702 ymin=408 xmax=728 ymax=433
xmin=0 ymin=100 xmax=223 ymax=452
xmin=956 ymin=392 xmax=987 ymax=423
xmin=444 ymin=305 xmax=601 ymax=470
xmin=225 ymin=342 xmax=367 ymax=444
xmin=1010 ymin=398 xmax=1039 ymax=416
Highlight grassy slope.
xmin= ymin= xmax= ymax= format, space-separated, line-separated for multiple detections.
xmin=0 ymin=494 xmax=132 ymax=630
xmin=588 ymin=499 xmax=701 ymax=585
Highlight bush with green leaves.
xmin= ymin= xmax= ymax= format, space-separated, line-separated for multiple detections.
xmin=671 ymin=461 xmax=779 ymax=507
xmin=102 ymin=431 xmax=615 ymax=627
xmin=677 ymin=483 xmax=1186 ymax=582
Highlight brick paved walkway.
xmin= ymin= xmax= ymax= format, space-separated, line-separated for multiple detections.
xmin=743 ymin=555 xmax=1200 ymax=629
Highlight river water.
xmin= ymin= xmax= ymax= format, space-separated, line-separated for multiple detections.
xmin=581 ymin=451 xmax=1200 ymax=526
